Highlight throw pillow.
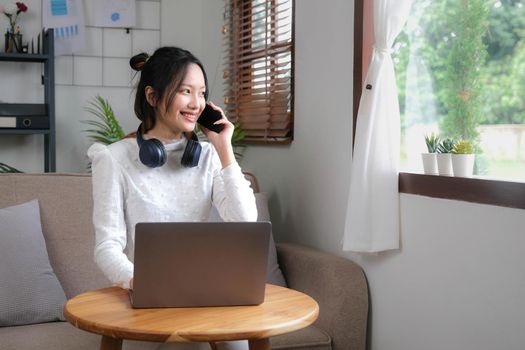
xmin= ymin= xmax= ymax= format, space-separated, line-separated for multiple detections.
xmin=0 ymin=200 xmax=67 ymax=326
xmin=208 ymin=193 xmax=287 ymax=287
xmin=254 ymin=193 xmax=287 ymax=287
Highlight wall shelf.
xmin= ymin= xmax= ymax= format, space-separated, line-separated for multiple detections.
xmin=0 ymin=29 xmax=55 ymax=172
xmin=0 ymin=53 xmax=49 ymax=62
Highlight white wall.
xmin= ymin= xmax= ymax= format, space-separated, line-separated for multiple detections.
xmin=160 ymin=0 xmax=224 ymax=105
xmin=355 ymin=195 xmax=525 ymax=350
xmin=242 ymin=0 xmax=355 ymax=251
xmin=3 ymin=1 xmax=525 ymax=349
xmin=242 ymin=1 xmax=525 ymax=350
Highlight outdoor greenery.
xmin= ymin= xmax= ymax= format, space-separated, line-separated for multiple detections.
xmin=482 ymin=0 xmax=525 ymax=125
xmin=394 ymin=0 xmax=525 ymax=178
xmin=440 ymin=0 xmax=488 ymax=144
xmin=396 ymin=0 xmax=525 ymax=128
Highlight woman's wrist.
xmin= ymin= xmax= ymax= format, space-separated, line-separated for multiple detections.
xmin=216 ymin=143 xmax=236 ymax=168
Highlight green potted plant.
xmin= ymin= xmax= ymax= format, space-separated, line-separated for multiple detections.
xmin=436 ymin=138 xmax=454 ymax=176
xmin=422 ymin=133 xmax=440 ymax=175
xmin=451 ymin=139 xmax=475 ymax=177
xmin=82 ymin=95 xmax=125 ymax=145
xmin=0 ymin=162 xmax=22 ymax=173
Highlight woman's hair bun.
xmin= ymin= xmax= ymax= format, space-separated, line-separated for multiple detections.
xmin=130 ymin=52 xmax=150 ymax=71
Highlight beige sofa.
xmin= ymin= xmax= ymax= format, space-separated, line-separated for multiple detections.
xmin=0 ymin=173 xmax=368 ymax=350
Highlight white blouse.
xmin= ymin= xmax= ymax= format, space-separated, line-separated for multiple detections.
xmin=87 ymin=137 xmax=257 ymax=289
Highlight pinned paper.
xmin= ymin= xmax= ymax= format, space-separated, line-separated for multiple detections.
xmin=43 ymin=0 xmax=86 ymax=55
xmin=92 ymin=0 xmax=136 ymax=28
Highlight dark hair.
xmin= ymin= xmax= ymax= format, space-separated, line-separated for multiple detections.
xmin=130 ymin=47 xmax=209 ymax=132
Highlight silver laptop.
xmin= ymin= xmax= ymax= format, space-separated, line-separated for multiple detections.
xmin=131 ymin=222 xmax=271 ymax=308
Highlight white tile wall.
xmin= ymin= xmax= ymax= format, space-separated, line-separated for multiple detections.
xmin=73 ymin=57 xmax=103 ymax=86
xmin=56 ymin=0 xmax=161 ymax=88
xmin=55 ymin=56 xmax=73 ymax=85
xmin=103 ymin=28 xmax=132 ymax=57
xmin=136 ymin=1 xmax=161 ymax=30
xmin=103 ymin=58 xmax=133 ymax=87
xmin=78 ymin=27 xmax=103 ymax=56
xmin=84 ymin=0 xmax=95 ymax=27
xmin=132 ymin=30 xmax=161 ymax=55
xmin=2 ymin=0 xmax=165 ymax=173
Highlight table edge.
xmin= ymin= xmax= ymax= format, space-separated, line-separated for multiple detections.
xmin=64 ymin=284 xmax=319 ymax=343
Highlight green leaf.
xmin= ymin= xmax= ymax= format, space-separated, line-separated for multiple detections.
xmin=0 ymin=162 xmax=23 ymax=173
xmin=81 ymin=95 xmax=125 ymax=145
xmin=437 ymin=138 xmax=455 ymax=153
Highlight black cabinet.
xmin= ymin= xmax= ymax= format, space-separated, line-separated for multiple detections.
xmin=0 ymin=29 xmax=55 ymax=172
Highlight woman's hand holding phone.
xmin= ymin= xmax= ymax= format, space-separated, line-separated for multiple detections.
xmin=199 ymin=102 xmax=236 ymax=168
xmin=198 ymin=104 xmax=225 ymax=133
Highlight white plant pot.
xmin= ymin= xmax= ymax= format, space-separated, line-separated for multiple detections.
xmin=452 ymin=154 xmax=475 ymax=177
xmin=436 ymin=153 xmax=453 ymax=176
xmin=421 ymin=153 xmax=438 ymax=175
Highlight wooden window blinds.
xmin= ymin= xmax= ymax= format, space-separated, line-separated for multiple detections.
xmin=223 ymin=0 xmax=294 ymax=144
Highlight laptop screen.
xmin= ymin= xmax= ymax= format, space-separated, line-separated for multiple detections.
xmin=131 ymin=221 xmax=271 ymax=308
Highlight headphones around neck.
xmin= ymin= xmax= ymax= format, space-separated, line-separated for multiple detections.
xmin=135 ymin=125 xmax=202 ymax=168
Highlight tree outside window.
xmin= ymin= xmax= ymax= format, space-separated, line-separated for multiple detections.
xmin=394 ymin=0 xmax=525 ymax=182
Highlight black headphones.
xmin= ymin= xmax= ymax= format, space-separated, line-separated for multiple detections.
xmin=136 ymin=125 xmax=201 ymax=168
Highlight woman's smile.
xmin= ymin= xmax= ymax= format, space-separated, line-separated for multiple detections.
xmin=180 ymin=111 xmax=199 ymax=123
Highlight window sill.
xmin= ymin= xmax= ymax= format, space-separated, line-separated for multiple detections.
xmin=399 ymin=172 xmax=525 ymax=209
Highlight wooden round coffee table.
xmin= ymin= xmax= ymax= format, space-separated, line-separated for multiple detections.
xmin=64 ymin=284 xmax=319 ymax=350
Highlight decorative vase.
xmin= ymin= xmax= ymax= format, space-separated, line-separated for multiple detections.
xmin=421 ymin=153 xmax=438 ymax=175
xmin=451 ymin=154 xmax=475 ymax=177
xmin=4 ymin=32 xmax=23 ymax=53
xmin=436 ymin=153 xmax=453 ymax=176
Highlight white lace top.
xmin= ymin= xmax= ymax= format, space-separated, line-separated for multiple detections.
xmin=87 ymin=137 xmax=257 ymax=289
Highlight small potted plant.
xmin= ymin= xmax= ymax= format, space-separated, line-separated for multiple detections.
xmin=422 ymin=133 xmax=439 ymax=175
xmin=436 ymin=138 xmax=454 ymax=176
xmin=451 ymin=139 xmax=475 ymax=177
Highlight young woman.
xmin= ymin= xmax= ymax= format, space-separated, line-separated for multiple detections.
xmin=88 ymin=47 xmax=257 ymax=350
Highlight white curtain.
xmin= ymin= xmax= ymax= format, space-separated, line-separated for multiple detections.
xmin=342 ymin=0 xmax=413 ymax=252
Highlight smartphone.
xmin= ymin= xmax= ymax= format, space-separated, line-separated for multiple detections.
xmin=197 ymin=104 xmax=224 ymax=133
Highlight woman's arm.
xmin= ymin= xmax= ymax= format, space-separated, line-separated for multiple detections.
xmin=201 ymin=102 xmax=257 ymax=222
xmin=212 ymin=161 xmax=258 ymax=222
xmin=88 ymin=143 xmax=133 ymax=289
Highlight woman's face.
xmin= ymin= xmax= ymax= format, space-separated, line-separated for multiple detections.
xmin=149 ymin=63 xmax=206 ymax=139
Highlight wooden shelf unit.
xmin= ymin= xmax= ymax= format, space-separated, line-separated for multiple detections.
xmin=0 ymin=29 xmax=55 ymax=172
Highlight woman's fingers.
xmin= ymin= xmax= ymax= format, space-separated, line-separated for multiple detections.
xmin=208 ymin=101 xmax=226 ymax=118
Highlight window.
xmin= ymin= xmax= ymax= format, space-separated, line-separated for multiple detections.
xmin=394 ymin=0 xmax=525 ymax=182
xmin=354 ymin=0 xmax=525 ymax=209
xmin=223 ymin=0 xmax=294 ymax=144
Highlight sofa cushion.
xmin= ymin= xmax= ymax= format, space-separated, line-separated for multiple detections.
xmin=0 ymin=322 xmax=100 ymax=350
xmin=0 ymin=200 xmax=67 ymax=326
xmin=0 ymin=173 xmax=110 ymax=299
xmin=270 ymin=325 xmax=332 ymax=350
xmin=209 ymin=192 xmax=287 ymax=287
xmin=0 ymin=321 xmax=176 ymax=350
xmin=0 ymin=322 xmax=331 ymax=350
